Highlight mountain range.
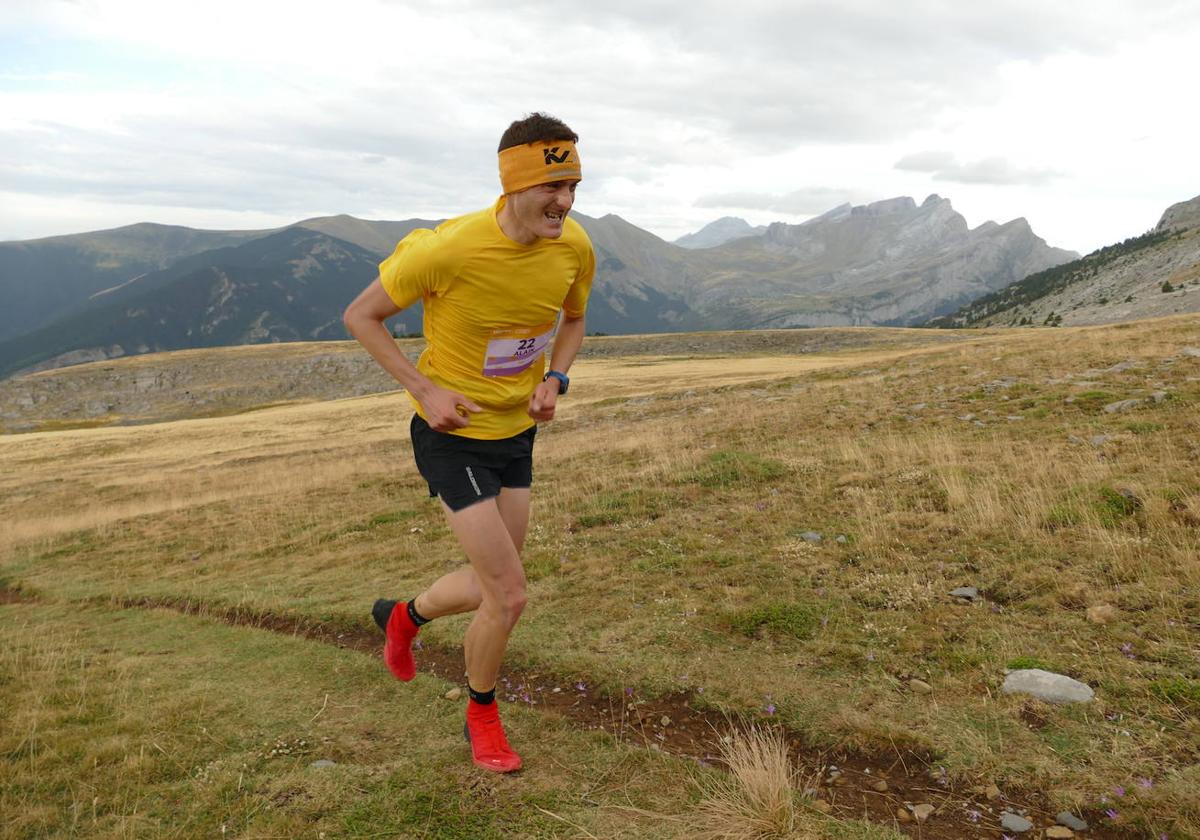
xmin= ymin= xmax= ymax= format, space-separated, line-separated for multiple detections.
xmin=673 ymin=216 xmax=768 ymax=249
xmin=8 ymin=193 xmax=1191 ymax=379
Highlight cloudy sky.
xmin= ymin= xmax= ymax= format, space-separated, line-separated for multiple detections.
xmin=2 ymin=0 xmax=1197 ymax=254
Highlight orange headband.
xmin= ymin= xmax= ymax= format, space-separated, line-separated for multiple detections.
xmin=498 ymin=140 xmax=583 ymax=194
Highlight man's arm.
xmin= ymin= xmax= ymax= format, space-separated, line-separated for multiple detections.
xmin=343 ymin=278 xmax=480 ymax=430
xmin=528 ymin=313 xmax=585 ymax=422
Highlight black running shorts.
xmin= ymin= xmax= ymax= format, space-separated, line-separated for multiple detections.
xmin=409 ymin=414 xmax=536 ymax=512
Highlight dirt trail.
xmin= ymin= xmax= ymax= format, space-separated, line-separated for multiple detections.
xmin=58 ymin=592 xmax=1131 ymax=840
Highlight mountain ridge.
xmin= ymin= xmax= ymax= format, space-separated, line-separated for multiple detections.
xmin=1 ymin=196 xmax=1084 ymax=377
xmin=674 ymin=216 xmax=768 ymax=249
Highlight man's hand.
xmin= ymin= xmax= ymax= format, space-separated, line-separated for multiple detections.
xmin=527 ymin=379 xmax=560 ymax=422
xmin=420 ymin=386 xmax=483 ymax=431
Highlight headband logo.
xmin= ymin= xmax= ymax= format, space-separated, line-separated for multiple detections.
xmin=543 ymin=147 xmax=572 ymax=165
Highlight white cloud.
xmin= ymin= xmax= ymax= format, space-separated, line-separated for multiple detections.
xmin=1 ymin=0 xmax=1197 ymax=253
xmin=695 ymin=187 xmax=870 ymax=215
xmin=895 ymin=151 xmax=1061 ymax=186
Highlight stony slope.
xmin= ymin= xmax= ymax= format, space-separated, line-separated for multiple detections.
xmin=929 ymin=194 xmax=1200 ymax=328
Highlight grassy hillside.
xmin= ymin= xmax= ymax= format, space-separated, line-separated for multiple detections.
xmin=3 ymin=317 xmax=1199 ymax=838
xmin=0 ymin=229 xmax=385 ymax=379
xmin=928 ymin=229 xmax=1187 ymax=328
xmin=0 ymin=223 xmax=266 ymax=343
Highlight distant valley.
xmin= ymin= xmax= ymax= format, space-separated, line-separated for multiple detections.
xmin=2 ymin=193 xmax=1197 ymax=379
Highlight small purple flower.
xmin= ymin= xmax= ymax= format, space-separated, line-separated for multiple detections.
xmin=1138 ymin=777 xmax=1154 ymax=789
xmin=625 ymin=686 xmax=634 ymax=697
xmin=1113 ymin=785 xmax=1126 ymax=797
xmin=575 ymin=681 xmax=586 ymax=692
xmin=967 ymin=809 xmax=980 ymax=823
xmin=765 ymin=703 xmax=776 ymax=715
xmin=1120 ymin=643 xmax=1136 ymax=660
xmin=1105 ymin=809 xmax=1119 ymax=820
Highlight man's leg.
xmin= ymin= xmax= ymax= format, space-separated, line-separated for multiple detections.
xmin=495 ymin=486 xmax=531 ymax=554
xmin=443 ymin=497 xmax=527 ymax=695
xmin=410 ymin=486 xmax=530 ymax=618
xmin=440 ymin=496 xmax=528 ymax=771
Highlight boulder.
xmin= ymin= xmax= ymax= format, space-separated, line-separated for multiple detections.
xmin=1001 ymin=669 xmax=1094 ymax=704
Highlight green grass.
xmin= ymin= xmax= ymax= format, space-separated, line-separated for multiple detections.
xmin=0 ymin=603 xmax=698 ymax=839
xmin=1006 ymin=656 xmax=1058 ymax=672
xmin=1149 ymin=678 xmax=1200 ymax=712
xmin=1044 ymin=484 xmax=1143 ymax=529
xmin=575 ymin=489 xmax=665 ymax=528
xmin=728 ymin=601 xmax=821 ymax=640
xmin=1071 ymin=390 xmax=1117 ymax=411
xmin=688 ymin=450 xmax=788 ymax=488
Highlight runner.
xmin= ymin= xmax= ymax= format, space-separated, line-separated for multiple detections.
xmin=342 ymin=113 xmax=594 ymax=772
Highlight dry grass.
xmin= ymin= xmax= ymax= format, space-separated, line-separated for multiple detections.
xmin=692 ymin=725 xmax=808 ymax=840
xmin=3 ymin=314 xmax=1200 ymax=837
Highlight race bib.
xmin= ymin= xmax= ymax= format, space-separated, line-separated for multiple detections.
xmin=483 ymin=322 xmax=554 ymax=377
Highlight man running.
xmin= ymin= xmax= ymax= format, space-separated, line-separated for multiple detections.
xmin=342 ymin=113 xmax=594 ymax=773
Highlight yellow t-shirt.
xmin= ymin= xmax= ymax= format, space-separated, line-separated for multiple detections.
xmin=378 ymin=196 xmax=595 ymax=440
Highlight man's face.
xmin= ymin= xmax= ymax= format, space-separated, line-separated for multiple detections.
xmin=506 ymin=179 xmax=578 ymax=241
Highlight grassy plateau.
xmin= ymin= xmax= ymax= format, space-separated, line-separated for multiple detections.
xmin=2 ymin=316 xmax=1198 ymax=838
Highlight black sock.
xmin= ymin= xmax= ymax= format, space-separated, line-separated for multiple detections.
xmin=468 ymin=686 xmax=496 ymax=705
xmin=407 ymin=599 xmax=431 ymax=627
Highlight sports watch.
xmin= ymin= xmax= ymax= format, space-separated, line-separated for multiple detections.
xmin=543 ymin=370 xmax=569 ymax=394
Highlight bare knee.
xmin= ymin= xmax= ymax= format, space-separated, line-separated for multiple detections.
xmin=482 ymin=585 xmax=527 ymax=631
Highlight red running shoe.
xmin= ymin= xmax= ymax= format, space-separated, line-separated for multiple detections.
xmin=372 ymin=599 xmax=418 ymax=681
xmin=464 ymin=701 xmax=522 ymax=773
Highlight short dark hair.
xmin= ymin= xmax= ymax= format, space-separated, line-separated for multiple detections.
xmin=498 ymin=112 xmax=578 ymax=152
